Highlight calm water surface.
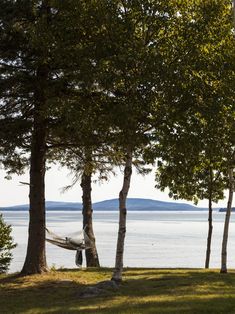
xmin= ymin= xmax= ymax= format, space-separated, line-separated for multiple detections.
xmin=3 ymin=211 xmax=235 ymax=272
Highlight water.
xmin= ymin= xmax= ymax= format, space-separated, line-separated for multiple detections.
xmin=3 ymin=211 xmax=235 ymax=273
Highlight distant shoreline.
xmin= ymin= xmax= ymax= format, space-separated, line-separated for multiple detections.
xmin=1 ymin=198 xmax=221 ymax=212
xmin=1 ymin=208 xmax=218 ymax=212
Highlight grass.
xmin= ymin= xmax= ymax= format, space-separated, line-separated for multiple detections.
xmin=1 ymin=268 xmax=235 ymax=313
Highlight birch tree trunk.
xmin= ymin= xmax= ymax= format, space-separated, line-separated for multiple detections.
xmin=81 ymin=171 xmax=100 ymax=267
xmin=220 ymin=158 xmax=234 ymax=273
xmin=112 ymin=148 xmax=133 ymax=283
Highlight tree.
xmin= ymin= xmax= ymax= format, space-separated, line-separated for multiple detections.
xmin=47 ymin=2 xmax=121 ymax=266
xmin=0 ymin=0 xmax=48 ymax=274
xmin=150 ymin=0 xmax=234 ymax=271
xmin=94 ymin=1 xmax=178 ymax=282
xmin=0 ymin=0 xmax=82 ymax=274
xmin=155 ymin=138 xmax=227 ymax=268
xmin=1 ymin=0 xmax=123 ymax=272
xmin=61 ymin=146 xmax=116 ymax=267
xmin=154 ymin=88 xmax=229 ymax=270
xmin=57 ymin=143 xmax=115 ymax=268
xmin=0 ymin=214 xmax=16 ymax=273
xmin=219 ymin=58 xmax=235 ymax=273
xmin=220 ymin=0 xmax=235 ymax=274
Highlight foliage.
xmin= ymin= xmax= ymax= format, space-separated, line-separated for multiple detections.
xmin=0 ymin=214 xmax=16 ymax=273
xmin=0 ymin=0 xmax=234 ymax=277
xmin=152 ymin=0 xmax=234 ymax=206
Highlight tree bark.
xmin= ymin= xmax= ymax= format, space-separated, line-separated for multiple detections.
xmin=205 ymin=168 xmax=213 ymax=269
xmin=205 ymin=194 xmax=213 ymax=268
xmin=81 ymin=171 xmax=100 ymax=267
xmin=112 ymin=148 xmax=133 ymax=283
xmin=220 ymin=158 xmax=234 ymax=273
xmin=21 ymin=106 xmax=48 ymax=275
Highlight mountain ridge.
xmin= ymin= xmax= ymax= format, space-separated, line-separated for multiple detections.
xmin=0 ymin=198 xmax=209 ymax=211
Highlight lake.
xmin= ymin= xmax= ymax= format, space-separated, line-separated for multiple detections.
xmin=3 ymin=211 xmax=235 ymax=273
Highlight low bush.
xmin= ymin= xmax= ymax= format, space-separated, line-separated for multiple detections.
xmin=0 ymin=214 xmax=16 ymax=273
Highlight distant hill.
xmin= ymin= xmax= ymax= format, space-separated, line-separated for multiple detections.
xmin=219 ymin=207 xmax=235 ymax=212
xmin=0 ymin=201 xmax=82 ymax=211
xmin=0 ymin=198 xmax=208 ymax=211
xmin=93 ymin=198 xmax=207 ymax=211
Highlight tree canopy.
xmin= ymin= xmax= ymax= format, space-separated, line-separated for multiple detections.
xmin=0 ymin=0 xmax=234 ymax=277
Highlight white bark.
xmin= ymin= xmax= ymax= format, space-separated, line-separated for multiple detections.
xmin=112 ymin=148 xmax=133 ymax=283
xmin=220 ymin=153 xmax=234 ymax=273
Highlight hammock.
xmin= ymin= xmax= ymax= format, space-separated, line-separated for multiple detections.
xmin=46 ymin=227 xmax=93 ymax=267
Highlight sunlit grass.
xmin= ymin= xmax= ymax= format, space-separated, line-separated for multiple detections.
xmin=1 ymin=268 xmax=235 ymax=313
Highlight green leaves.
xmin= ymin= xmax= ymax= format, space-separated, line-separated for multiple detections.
xmin=152 ymin=0 xmax=234 ymax=206
xmin=0 ymin=214 xmax=16 ymax=273
xmin=0 ymin=0 xmax=234 ymax=202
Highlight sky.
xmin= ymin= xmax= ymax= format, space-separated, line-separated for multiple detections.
xmin=0 ymin=165 xmax=228 ymax=208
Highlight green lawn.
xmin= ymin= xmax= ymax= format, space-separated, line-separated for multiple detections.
xmin=1 ymin=268 xmax=235 ymax=313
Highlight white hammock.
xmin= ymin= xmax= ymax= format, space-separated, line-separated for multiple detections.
xmin=45 ymin=227 xmax=93 ymax=267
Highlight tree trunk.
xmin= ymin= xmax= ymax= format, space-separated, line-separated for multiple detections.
xmin=205 ymin=168 xmax=213 ymax=269
xmin=112 ymin=148 xmax=133 ymax=283
xmin=81 ymin=171 xmax=100 ymax=267
xmin=21 ymin=107 xmax=48 ymax=275
xmin=220 ymin=160 xmax=234 ymax=273
xmin=221 ymin=1 xmax=235 ymax=272
xmin=21 ymin=1 xmax=51 ymax=275
xmin=205 ymin=195 xmax=213 ymax=268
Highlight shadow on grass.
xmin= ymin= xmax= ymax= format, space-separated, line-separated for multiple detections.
xmin=1 ymin=269 xmax=235 ymax=313
xmin=56 ymin=267 xmax=113 ymax=273
xmin=66 ymin=296 xmax=235 ymax=314
xmin=0 ymin=272 xmax=23 ymax=284
xmin=0 ymin=276 xmax=86 ymax=313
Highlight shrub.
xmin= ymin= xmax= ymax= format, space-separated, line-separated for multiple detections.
xmin=0 ymin=214 xmax=17 ymax=273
